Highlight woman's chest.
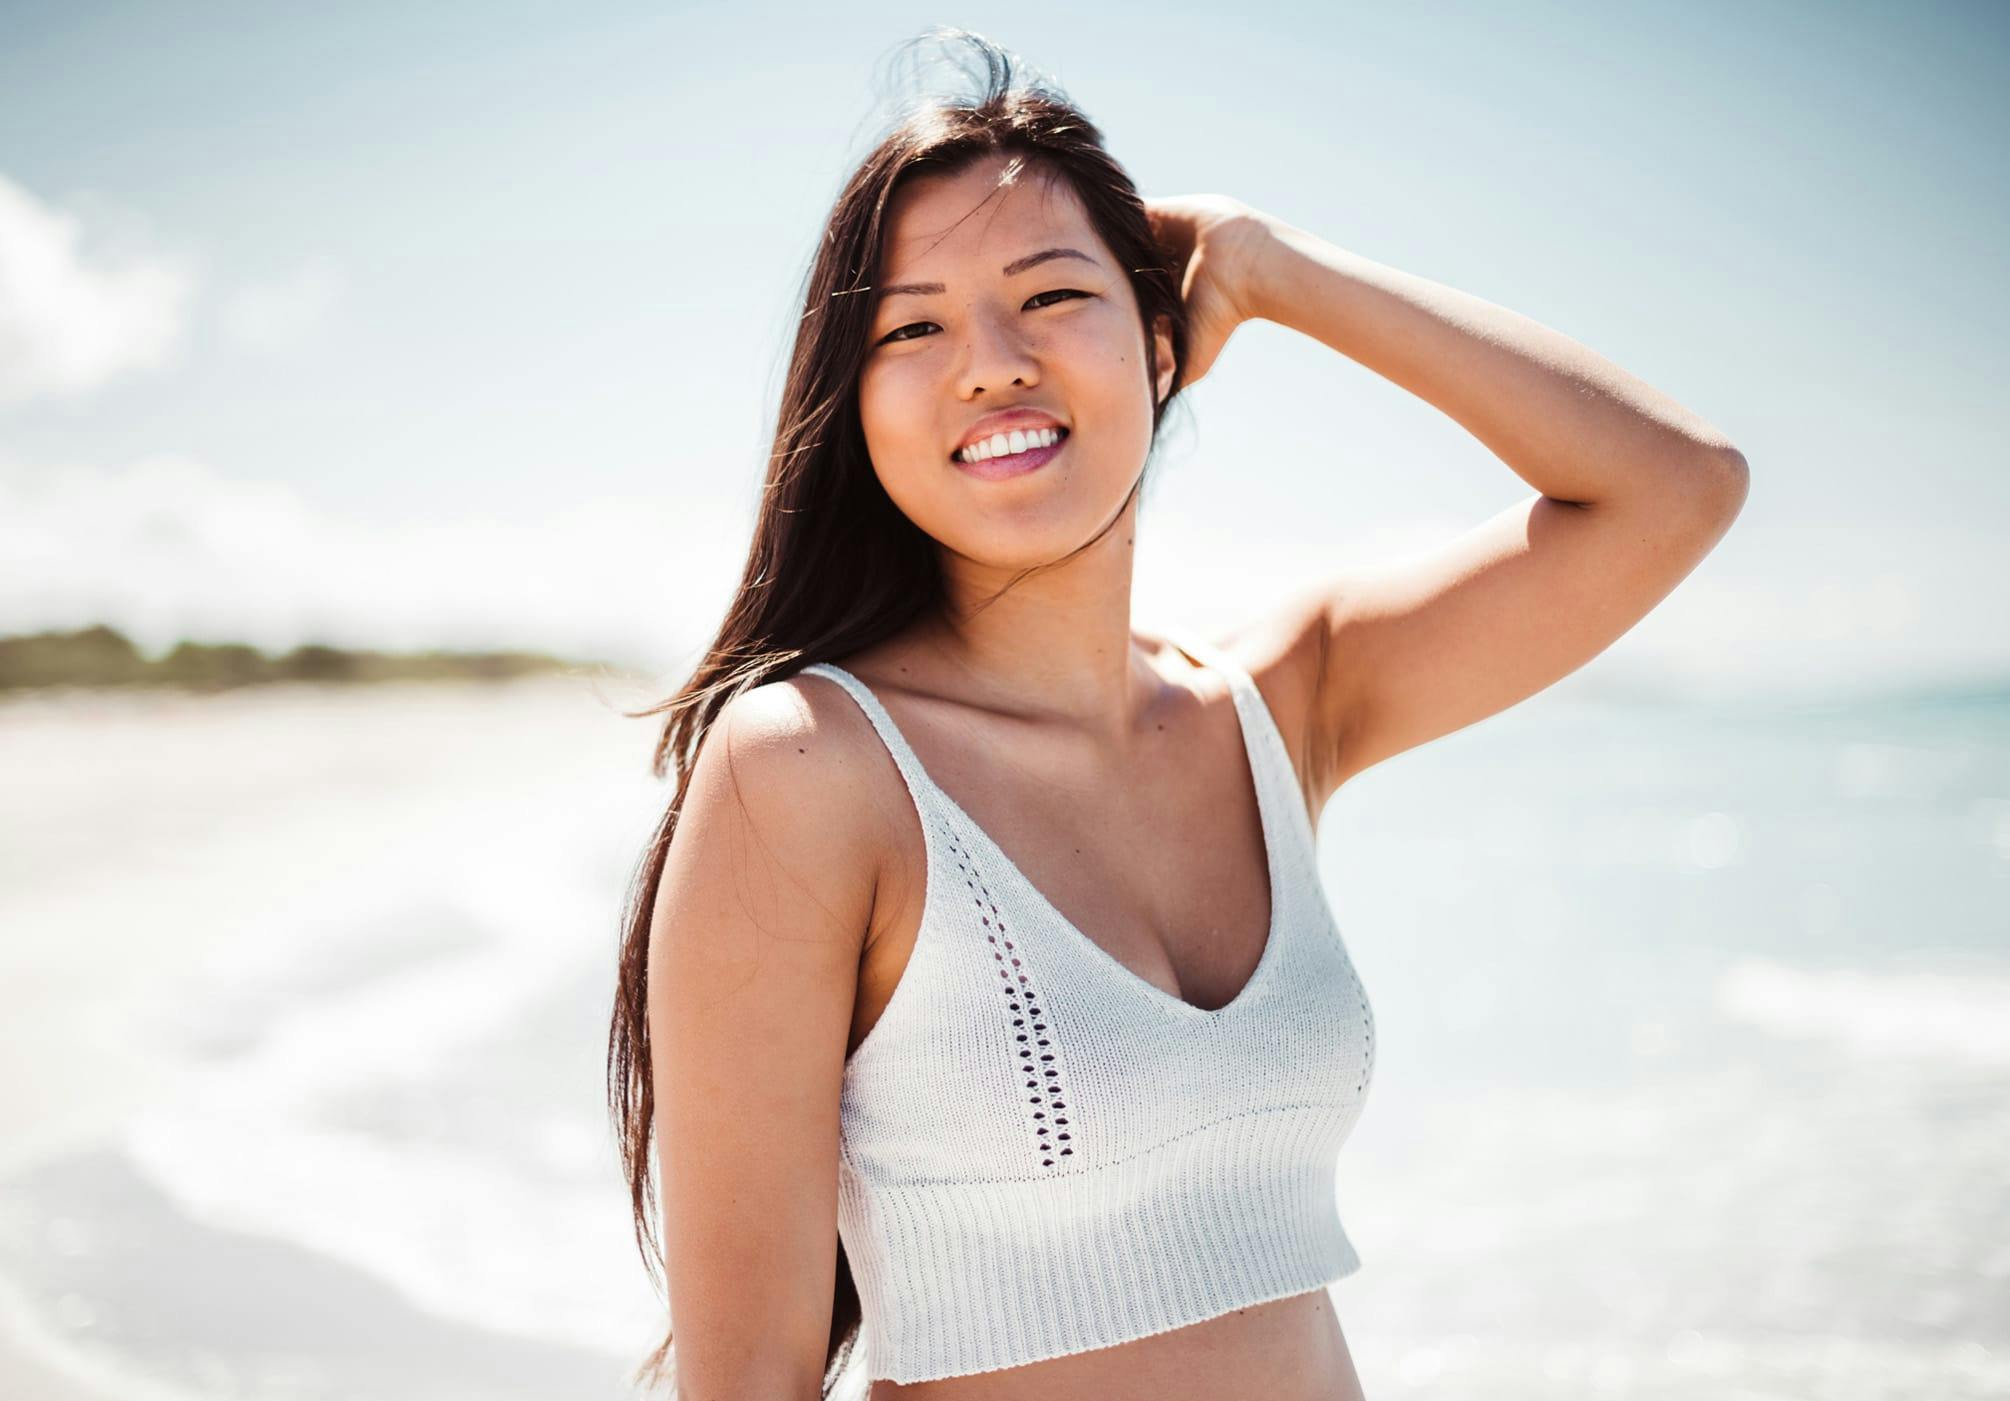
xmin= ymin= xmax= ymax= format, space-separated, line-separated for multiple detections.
xmin=849 ymin=748 xmax=1281 ymax=1059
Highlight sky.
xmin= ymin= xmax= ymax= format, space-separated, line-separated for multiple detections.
xmin=0 ymin=0 xmax=2004 ymax=700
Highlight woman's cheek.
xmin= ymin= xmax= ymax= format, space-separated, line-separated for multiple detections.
xmin=858 ymin=360 xmax=919 ymax=446
xmin=1054 ymin=313 xmax=1125 ymax=371
xmin=875 ymin=353 xmax=940 ymax=410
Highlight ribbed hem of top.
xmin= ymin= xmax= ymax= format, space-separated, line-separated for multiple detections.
xmin=841 ymin=1104 xmax=1363 ymax=1384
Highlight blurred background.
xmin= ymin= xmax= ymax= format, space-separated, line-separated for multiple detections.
xmin=2 ymin=2 xmax=2004 ymax=1398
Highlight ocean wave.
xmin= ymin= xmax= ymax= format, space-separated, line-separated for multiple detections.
xmin=1715 ymin=956 xmax=2010 ymax=1067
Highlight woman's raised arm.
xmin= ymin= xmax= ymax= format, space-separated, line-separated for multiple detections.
xmin=1223 ymin=213 xmax=1750 ymax=800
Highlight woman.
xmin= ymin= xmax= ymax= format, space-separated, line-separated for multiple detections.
xmin=609 ymin=27 xmax=1748 ymax=1400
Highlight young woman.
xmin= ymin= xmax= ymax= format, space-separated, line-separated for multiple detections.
xmin=609 ymin=29 xmax=1747 ymax=1401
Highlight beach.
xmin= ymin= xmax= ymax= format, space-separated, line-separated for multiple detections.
xmin=1 ymin=672 xmax=2005 ymax=1399
xmin=0 ymin=675 xmax=674 ymax=1398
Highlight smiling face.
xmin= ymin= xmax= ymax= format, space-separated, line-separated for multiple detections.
xmin=858 ymin=153 xmax=1176 ymax=572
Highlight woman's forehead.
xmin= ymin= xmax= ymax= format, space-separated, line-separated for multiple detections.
xmin=878 ymin=171 xmax=1095 ymax=281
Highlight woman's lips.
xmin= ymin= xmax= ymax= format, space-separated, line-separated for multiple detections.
xmin=952 ymin=428 xmax=1069 ymax=481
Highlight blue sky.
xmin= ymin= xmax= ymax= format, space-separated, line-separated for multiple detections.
xmin=1 ymin=0 xmax=2003 ymax=698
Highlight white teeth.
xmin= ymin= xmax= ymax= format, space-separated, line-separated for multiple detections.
xmin=958 ymin=426 xmax=1063 ymax=463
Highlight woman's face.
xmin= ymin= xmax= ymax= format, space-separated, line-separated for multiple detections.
xmin=857 ymin=154 xmax=1175 ymax=570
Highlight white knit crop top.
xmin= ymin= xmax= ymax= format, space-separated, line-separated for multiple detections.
xmin=795 ymin=629 xmax=1376 ymax=1384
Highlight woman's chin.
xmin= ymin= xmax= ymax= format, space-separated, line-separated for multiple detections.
xmin=948 ymin=499 xmax=1140 ymax=571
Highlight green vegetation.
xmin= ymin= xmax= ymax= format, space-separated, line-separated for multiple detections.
xmin=0 ymin=625 xmax=603 ymax=692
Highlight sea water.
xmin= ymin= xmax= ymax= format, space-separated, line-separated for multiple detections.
xmin=0 ymin=672 xmax=2003 ymax=1399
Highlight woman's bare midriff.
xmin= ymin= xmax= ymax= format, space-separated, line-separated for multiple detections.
xmin=864 ymin=1284 xmax=1365 ymax=1401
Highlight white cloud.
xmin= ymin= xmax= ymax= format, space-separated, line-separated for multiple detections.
xmin=0 ymin=173 xmax=194 ymax=407
xmin=0 ymin=453 xmax=754 ymax=675
xmin=220 ymin=260 xmax=342 ymax=353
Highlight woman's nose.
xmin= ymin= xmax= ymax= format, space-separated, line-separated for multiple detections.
xmin=955 ymin=309 xmax=1040 ymax=393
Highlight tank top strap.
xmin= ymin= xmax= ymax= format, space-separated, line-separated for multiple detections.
xmin=1159 ymin=625 xmax=1313 ymax=845
xmin=795 ymin=662 xmax=948 ymax=818
xmin=1160 ymin=627 xmax=1262 ymax=709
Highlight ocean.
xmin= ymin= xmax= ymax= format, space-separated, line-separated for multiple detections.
xmin=1 ymin=670 xmax=2003 ymax=1399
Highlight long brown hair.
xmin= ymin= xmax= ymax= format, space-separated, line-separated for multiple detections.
xmin=605 ymin=27 xmax=1193 ymax=1394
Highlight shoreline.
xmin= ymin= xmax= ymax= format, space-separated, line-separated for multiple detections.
xmin=0 ymin=674 xmax=663 ymax=1399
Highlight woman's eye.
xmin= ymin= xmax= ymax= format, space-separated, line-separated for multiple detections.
xmin=1025 ymin=287 xmax=1088 ymax=309
xmin=879 ymin=289 xmax=1090 ymax=345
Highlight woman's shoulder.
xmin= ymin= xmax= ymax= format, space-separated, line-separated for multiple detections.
xmin=717 ymin=659 xmax=903 ymax=789
xmin=1149 ymin=601 xmax=1335 ymax=814
xmin=684 ymin=663 xmax=912 ymax=885
xmin=1147 ymin=610 xmax=1320 ymax=719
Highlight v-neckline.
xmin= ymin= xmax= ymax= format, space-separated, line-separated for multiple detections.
xmin=821 ymin=637 xmax=1285 ymax=1022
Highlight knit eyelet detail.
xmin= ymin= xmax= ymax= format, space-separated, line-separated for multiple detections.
xmin=943 ymin=820 xmax=1073 ymax=1168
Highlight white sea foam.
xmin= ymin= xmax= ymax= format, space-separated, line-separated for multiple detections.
xmin=120 ymin=877 xmax=665 ymax=1360
xmin=117 ymin=836 xmax=663 ymax=1358
xmin=1716 ymin=957 xmax=2010 ymax=1067
xmin=49 ymin=678 xmax=677 ymax=1363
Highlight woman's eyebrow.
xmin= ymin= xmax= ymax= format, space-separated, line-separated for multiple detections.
xmin=878 ymin=247 xmax=1098 ymax=300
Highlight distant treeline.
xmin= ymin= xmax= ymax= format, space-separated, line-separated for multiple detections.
xmin=0 ymin=625 xmax=596 ymax=691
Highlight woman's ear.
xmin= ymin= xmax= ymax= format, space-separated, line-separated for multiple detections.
xmin=1152 ymin=312 xmax=1176 ymax=405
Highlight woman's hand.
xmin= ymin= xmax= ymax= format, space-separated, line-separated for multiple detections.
xmin=1143 ymin=194 xmax=1270 ymax=389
